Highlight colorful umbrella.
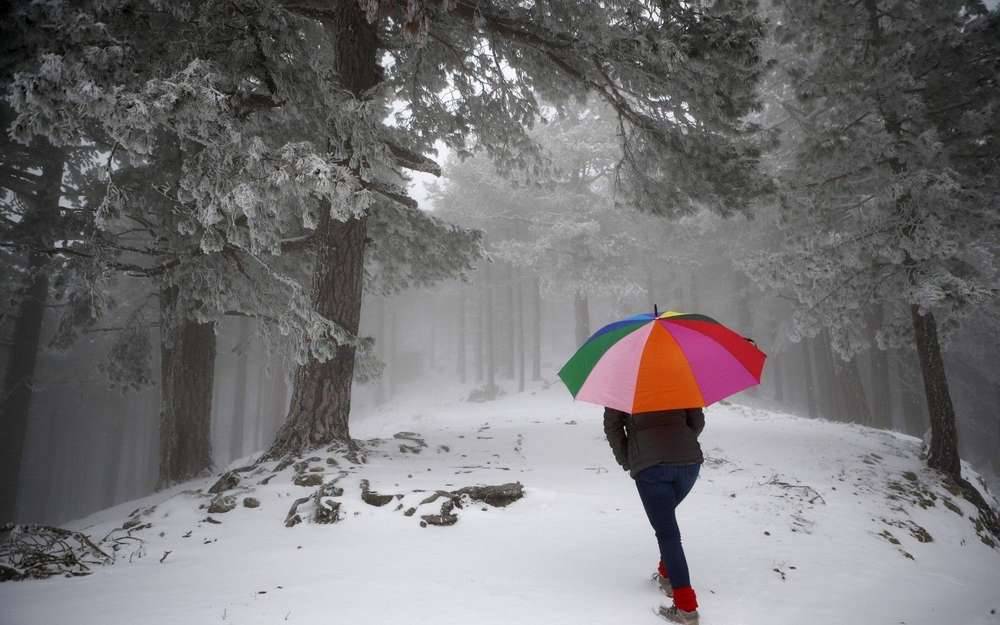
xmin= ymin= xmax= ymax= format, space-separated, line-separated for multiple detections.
xmin=558 ymin=310 xmax=766 ymax=413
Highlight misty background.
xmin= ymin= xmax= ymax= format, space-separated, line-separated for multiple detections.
xmin=2 ymin=0 xmax=999 ymax=529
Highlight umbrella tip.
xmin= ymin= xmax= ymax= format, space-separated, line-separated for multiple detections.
xmin=654 ymin=304 xmax=658 ymax=317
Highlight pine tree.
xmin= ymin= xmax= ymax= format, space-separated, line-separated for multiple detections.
xmin=8 ymin=0 xmax=767 ymax=459
xmin=755 ymin=0 xmax=1000 ymax=480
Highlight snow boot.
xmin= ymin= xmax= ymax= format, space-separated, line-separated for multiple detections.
xmin=657 ymin=605 xmax=699 ymax=624
xmin=658 ymin=586 xmax=699 ymax=624
xmin=650 ymin=571 xmax=673 ymax=597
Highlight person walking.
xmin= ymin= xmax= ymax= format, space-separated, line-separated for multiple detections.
xmin=604 ymin=406 xmax=705 ymax=624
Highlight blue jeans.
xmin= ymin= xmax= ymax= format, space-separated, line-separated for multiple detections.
xmin=634 ymin=463 xmax=701 ymax=589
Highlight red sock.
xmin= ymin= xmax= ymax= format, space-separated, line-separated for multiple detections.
xmin=673 ymin=586 xmax=698 ymax=612
xmin=658 ymin=561 xmax=669 ymax=578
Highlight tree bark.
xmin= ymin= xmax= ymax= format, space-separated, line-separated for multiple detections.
xmin=266 ymin=2 xmax=378 ymax=456
xmin=911 ymin=306 xmax=961 ymax=479
xmin=0 ymin=144 xmax=62 ymax=523
xmin=158 ymin=286 xmax=216 ymax=487
xmin=270 ymin=213 xmax=368 ymax=455
xmin=574 ymin=291 xmax=590 ymax=347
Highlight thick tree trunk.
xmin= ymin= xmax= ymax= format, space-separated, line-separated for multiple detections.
xmin=574 ymin=292 xmax=590 ymax=347
xmin=230 ymin=317 xmax=251 ymax=462
xmin=158 ymin=286 xmax=216 ymax=487
xmin=270 ymin=213 xmax=368 ymax=455
xmin=457 ymin=289 xmax=467 ymax=384
xmin=911 ymin=306 xmax=961 ymax=479
xmin=532 ymin=275 xmax=542 ymax=381
xmin=267 ymin=2 xmax=378 ymax=456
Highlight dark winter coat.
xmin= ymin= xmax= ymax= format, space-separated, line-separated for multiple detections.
xmin=603 ymin=407 xmax=705 ymax=478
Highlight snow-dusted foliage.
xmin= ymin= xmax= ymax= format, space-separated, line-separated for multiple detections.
xmin=746 ymin=1 xmax=1000 ymax=360
xmin=4 ymin=0 xmax=479 ymax=369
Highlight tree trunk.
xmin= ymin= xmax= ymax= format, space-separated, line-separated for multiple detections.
xmin=428 ymin=296 xmax=436 ymax=371
xmin=574 ymin=291 xmax=590 ymax=347
xmin=476 ymin=272 xmax=485 ymax=383
xmin=911 ymin=306 xmax=961 ymax=479
xmin=688 ymin=271 xmax=699 ymax=311
xmin=772 ymin=356 xmax=785 ymax=403
xmin=835 ymin=357 xmax=872 ymax=425
xmin=866 ymin=306 xmax=893 ymax=428
xmin=0 ymin=145 xmax=62 ymax=523
xmin=270 ymin=368 xmax=289 ymax=439
xmin=645 ymin=267 xmax=656 ymax=312
xmin=270 ymin=213 xmax=368 ymax=456
xmin=515 ymin=269 xmax=525 ymax=393
xmin=485 ymin=262 xmax=496 ymax=391
xmin=266 ymin=3 xmax=378 ymax=456
xmin=532 ymin=275 xmax=542 ymax=381
xmin=813 ymin=333 xmax=840 ymax=421
xmin=504 ymin=264 xmax=515 ymax=379
xmin=457 ymin=288 xmax=467 ymax=384
xmin=104 ymin=414 xmax=125 ymax=507
xmin=230 ymin=316 xmax=251 ymax=462
xmin=158 ymin=286 xmax=216 ymax=487
xmin=0 ymin=252 xmax=49 ymax=523
xmin=253 ymin=335 xmax=268 ymax=450
xmin=801 ymin=340 xmax=818 ymax=419
xmin=896 ymin=349 xmax=928 ymax=436
xmin=374 ymin=296 xmax=388 ymax=405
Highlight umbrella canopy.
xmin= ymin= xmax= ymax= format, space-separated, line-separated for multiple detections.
xmin=558 ymin=310 xmax=766 ymax=413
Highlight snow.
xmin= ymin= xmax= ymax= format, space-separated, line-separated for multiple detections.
xmin=2 ymin=381 xmax=998 ymax=625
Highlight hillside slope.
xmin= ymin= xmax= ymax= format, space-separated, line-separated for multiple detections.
xmin=2 ymin=385 xmax=998 ymax=625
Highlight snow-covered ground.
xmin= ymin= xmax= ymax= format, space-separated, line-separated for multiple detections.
xmin=2 ymin=382 xmax=998 ymax=625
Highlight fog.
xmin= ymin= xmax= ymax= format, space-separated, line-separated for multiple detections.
xmin=10 ymin=220 xmax=1000 ymax=525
